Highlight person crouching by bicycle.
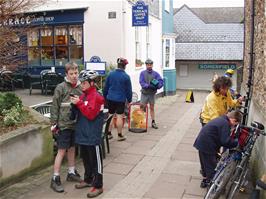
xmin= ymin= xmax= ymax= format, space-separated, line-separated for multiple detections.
xmin=70 ymin=70 xmax=105 ymax=198
xmin=193 ymin=111 xmax=242 ymax=188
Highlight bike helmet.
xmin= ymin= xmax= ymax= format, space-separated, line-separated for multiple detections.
xmin=117 ymin=58 xmax=128 ymax=66
xmin=145 ymin=59 xmax=153 ymax=65
xmin=225 ymin=69 xmax=234 ymax=75
xmin=78 ymin=70 xmax=99 ymax=82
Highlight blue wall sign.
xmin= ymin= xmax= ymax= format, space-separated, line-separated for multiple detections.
xmin=85 ymin=56 xmax=106 ymax=76
xmin=132 ymin=1 xmax=148 ymax=26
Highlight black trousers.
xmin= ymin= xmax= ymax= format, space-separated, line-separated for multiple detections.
xmin=80 ymin=145 xmax=103 ymax=188
xmin=198 ymin=151 xmax=217 ymax=181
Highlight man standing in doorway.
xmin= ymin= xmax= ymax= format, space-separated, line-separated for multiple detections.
xmin=103 ymin=57 xmax=132 ymax=141
xmin=139 ymin=59 xmax=164 ymax=129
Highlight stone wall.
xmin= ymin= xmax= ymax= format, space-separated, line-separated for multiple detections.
xmin=243 ymin=0 xmax=266 ymax=195
xmin=0 ymin=109 xmax=53 ymax=188
xmin=243 ymin=0 xmax=266 ymax=115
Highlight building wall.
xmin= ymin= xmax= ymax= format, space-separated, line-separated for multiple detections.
xmin=84 ymin=1 xmax=123 ymax=63
xmin=243 ymin=0 xmax=266 ymax=189
xmin=84 ymin=0 xmax=163 ymax=97
xmin=175 ymin=60 xmax=240 ymax=91
xmin=162 ymin=0 xmax=174 ymax=33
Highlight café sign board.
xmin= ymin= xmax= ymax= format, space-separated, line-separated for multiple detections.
xmin=132 ymin=0 xmax=148 ymax=26
xmin=85 ymin=56 xmax=106 ymax=76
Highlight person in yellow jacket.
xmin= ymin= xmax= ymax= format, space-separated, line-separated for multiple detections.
xmin=200 ymin=76 xmax=244 ymax=126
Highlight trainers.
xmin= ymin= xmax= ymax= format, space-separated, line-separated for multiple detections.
xmin=87 ymin=187 xmax=103 ymax=198
xmin=152 ymin=122 xmax=158 ymax=129
xmin=200 ymin=179 xmax=210 ymax=188
xmin=50 ymin=176 xmax=64 ymax=193
xmin=66 ymin=170 xmax=81 ymax=182
xmin=75 ymin=180 xmax=92 ymax=189
xmin=108 ymin=133 xmax=113 ymax=140
xmin=117 ymin=134 xmax=126 ymax=141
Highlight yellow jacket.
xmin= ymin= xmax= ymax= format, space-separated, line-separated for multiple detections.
xmin=201 ymin=90 xmax=239 ymax=124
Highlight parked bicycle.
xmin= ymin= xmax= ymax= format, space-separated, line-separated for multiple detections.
xmin=204 ymin=121 xmax=265 ymax=199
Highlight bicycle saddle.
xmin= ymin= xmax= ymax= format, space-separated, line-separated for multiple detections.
xmin=251 ymin=121 xmax=264 ymax=131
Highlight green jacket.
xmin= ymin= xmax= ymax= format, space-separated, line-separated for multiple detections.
xmin=50 ymin=78 xmax=82 ymax=130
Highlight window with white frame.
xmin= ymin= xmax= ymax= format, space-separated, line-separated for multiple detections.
xmin=135 ymin=27 xmax=142 ymax=68
xmin=165 ymin=0 xmax=170 ymax=12
xmin=165 ymin=39 xmax=170 ymax=68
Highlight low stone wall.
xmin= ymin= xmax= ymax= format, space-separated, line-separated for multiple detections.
xmin=0 ymin=109 xmax=53 ymax=188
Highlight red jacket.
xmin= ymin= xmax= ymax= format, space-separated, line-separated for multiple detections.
xmin=76 ymin=86 xmax=104 ymax=120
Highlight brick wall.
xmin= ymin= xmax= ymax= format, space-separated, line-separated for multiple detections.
xmin=243 ymin=0 xmax=266 ymax=115
xmin=243 ymin=0 xmax=266 ymax=191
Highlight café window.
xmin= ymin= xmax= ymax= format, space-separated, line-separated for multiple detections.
xmin=69 ymin=25 xmax=83 ymax=65
xmin=40 ymin=28 xmax=53 ymax=46
xmin=27 ymin=25 xmax=83 ymax=67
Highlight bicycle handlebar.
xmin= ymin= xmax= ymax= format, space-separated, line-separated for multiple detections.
xmin=238 ymin=121 xmax=265 ymax=136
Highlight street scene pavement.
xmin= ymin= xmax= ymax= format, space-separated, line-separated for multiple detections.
xmin=0 ymin=90 xmax=250 ymax=199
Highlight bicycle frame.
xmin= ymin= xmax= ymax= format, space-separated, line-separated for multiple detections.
xmin=226 ymin=127 xmax=261 ymax=199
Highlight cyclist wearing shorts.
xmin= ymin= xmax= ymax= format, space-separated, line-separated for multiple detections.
xmin=139 ymin=59 xmax=164 ymax=129
xmin=103 ymin=57 xmax=132 ymax=141
xmin=50 ymin=62 xmax=82 ymax=192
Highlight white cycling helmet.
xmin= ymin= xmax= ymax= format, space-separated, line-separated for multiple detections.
xmin=79 ymin=70 xmax=99 ymax=82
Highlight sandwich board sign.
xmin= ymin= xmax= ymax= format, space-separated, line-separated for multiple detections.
xmin=85 ymin=56 xmax=106 ymax=76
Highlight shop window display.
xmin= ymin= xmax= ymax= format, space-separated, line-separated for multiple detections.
xmin=27 ymin=25 xmax=83 ymax=68
xmin=28 ymin=47 xmax=40 ymax=66
xmin=41 ymin=47 xmax=54 ymax=66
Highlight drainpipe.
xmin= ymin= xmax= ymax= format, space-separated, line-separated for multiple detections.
xmin=242 ymin=0 xmax=255 ymax=125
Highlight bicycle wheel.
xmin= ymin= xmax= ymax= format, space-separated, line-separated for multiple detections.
xmin=226 ymin=158 xmax=249 ymax=199
xmin=204 ymin=160 xmax=237 ymax=199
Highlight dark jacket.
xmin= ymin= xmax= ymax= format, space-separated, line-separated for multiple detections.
xmin=73 ymin=86 xmax=105 ymax=146
xmin=103 ymin=69 xmax=132 ymax=103
xmin=193 ymin=115 xmax=238 ymax=154
xmin=50 ymin=78 xmax=82 ymax=130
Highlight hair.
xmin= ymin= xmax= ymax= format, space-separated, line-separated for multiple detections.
xmin=212 ymin=76 xmax=232 ymax=92
xmin=117 ymin=63 xmax=125 ymax=69
xmin=227 ymin=111 xmax=243 ymax=123
xmin=65 ymin=62 xmax=78 ymax=73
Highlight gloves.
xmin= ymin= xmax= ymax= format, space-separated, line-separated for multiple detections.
xmin=148 ymin=84 xmax=157 ymax=90
xmin=51 ymin=124 xmax=59 ymax=137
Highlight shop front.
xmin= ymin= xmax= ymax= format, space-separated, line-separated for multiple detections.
xmin=24 ymin=9 xmax=85 ymax=75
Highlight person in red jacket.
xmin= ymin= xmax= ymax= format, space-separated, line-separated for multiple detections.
xmin=70 ymin=70 xmax=105 ymax=198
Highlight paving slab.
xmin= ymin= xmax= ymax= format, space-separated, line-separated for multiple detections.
xmin=0 ymin=91 xmax=251 ymax=199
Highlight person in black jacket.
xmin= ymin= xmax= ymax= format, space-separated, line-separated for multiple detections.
xmin=193 ymin=111 xmax=242 ymax=188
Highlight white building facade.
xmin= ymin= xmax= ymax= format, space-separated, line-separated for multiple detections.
xmin=26 ymin=0 xmax=163 ymax=96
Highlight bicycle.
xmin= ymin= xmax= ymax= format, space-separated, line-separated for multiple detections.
xmin=204 ymin=152 xmax=238 ymax=199
xmin=225 ymin=121 xmax=265 ymax=199
xmin=204 ymin=121 xmax=265 ymax=199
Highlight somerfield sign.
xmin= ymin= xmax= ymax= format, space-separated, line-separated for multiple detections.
xmin=198 ymin=64 xmax=237 ymax=70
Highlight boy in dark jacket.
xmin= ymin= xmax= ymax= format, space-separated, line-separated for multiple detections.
xmin=193 ymin=111 xmax=242 ymax=188
xmin=70 ymin=70 xmax=105 ymax=198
